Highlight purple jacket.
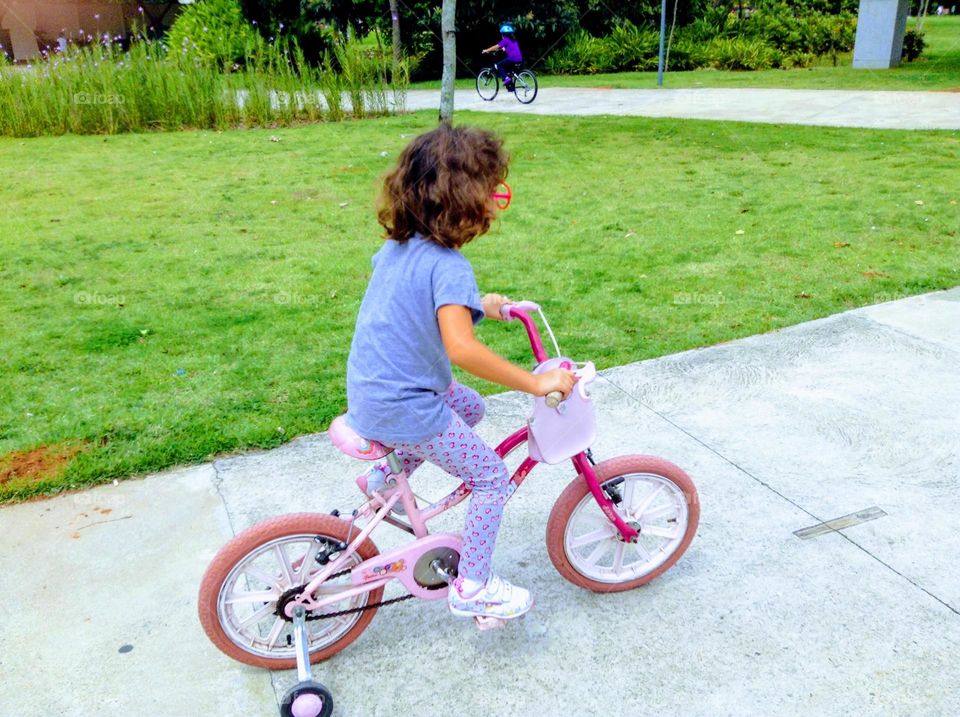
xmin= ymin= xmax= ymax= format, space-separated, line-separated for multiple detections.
xmin=498 ymin=36 xmax=522 ymax=63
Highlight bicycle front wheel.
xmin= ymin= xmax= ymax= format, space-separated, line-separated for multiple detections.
xmin=198 ymin=513 xmax=383 ymax=669
xmin=476 ymin=68 xmax=499 ymax=101
xmin=546 ymin=455 xmax=699 ymax=592
xmin=514 ymin=69 xmax=538 ymax=104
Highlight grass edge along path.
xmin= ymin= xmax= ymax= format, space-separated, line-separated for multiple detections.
xmin=1 ymin=110 xmax=958 ymax=502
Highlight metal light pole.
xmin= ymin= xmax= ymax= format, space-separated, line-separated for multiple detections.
xmin=657 ymin=0 xmax=667 ymax=86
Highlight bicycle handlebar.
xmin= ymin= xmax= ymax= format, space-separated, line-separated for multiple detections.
xmin=501 ymin=301 xmax=578 ymax=407
xmin=500 ymin=300 xmax=541 ymax=320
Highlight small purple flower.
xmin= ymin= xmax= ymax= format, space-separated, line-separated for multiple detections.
xmin=138 ymin=5 xmax=144 ymax=12
xmin=279 ymin=23 xmax=284 ymax=30
xmin=94 ymin=13 xmax=100 ymax=20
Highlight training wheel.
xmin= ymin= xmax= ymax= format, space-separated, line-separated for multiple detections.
xmin=280 ymin=680 xmax=333 ymax=717
xmin=474 ymin=615 xmax=508 ymax=631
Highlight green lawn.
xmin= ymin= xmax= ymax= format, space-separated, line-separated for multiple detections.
xmin=414 ymin=16 xmax=960 ymax=91
xmin=1 ymin=112 xmax=959 ymax=501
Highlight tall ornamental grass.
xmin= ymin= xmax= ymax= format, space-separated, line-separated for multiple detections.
xmin=0 ymin=34 xmax=408 ymax=137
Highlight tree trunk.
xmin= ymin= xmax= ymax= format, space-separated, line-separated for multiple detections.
xmin=388 ymin=0 xmax=401 ymax=71
xmin=918 ymin=0 xmax=930 ymax=31
xmin=439 ymin=0 xmax=456 ymax=124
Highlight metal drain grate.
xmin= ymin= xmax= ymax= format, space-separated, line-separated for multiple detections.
xmin=794 ymin=506 xmax=887 ymax=540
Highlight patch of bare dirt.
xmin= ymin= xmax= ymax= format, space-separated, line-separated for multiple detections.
xmin=0 ymin=443 xmax=84 ymax=487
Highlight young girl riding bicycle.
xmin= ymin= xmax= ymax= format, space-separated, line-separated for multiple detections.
xmin=345 ymin=124 xmax=574 ymax=621
xmin=482 ymin=23 xmax=523 ymax=91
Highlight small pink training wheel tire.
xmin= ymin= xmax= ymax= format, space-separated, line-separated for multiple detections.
xmin=292 ymin=694 xmax=323 ymax=717
xmin=280 ymin=680 xmax=333 ymax=717
xmin=546 ymin=455 xmax=700 ymax=592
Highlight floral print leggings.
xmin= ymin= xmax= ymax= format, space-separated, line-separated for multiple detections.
xmin=389 ymin=383 xmax=514 ymax=584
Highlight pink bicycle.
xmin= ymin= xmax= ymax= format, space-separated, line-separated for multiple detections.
xmin=198 ymin=301 xmax=699 ymax=717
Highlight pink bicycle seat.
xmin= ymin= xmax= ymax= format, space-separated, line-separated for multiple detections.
xmin=329 ymin=415 xmax=393 ymax=461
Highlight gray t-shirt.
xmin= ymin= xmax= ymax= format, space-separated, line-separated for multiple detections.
xmin=346 ymin=235 xmax=484 ymax=445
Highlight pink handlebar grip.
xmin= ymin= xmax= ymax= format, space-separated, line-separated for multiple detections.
xmin=501 ymin=300 xmax=541 ymax=321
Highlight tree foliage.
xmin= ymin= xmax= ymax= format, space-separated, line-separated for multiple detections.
xmin=223 ymin=0 xmax=873 ymax=77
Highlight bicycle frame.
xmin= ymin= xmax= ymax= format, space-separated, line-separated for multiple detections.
xmin=287 ymin=307 xmax=640 ymax=615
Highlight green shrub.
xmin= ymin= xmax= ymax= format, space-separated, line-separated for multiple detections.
xmin=665 ymin=39 xmax=708 ymax=72
xmin=901 ymin=28 xmax=925 ymax=62
xmin=606 ymin=21 xmax=661 ymax=71
xmin=542 ymin=4 xmax=857 ymax=76
xmin=165 ymin=0 xmax=259 ymax=70
xmin=544 ymin=30 xmax=609 ymax=74
xmin=545 ymin=22 xmax=685 ymax=75
xmin=669 ymin=27 xmax=714 ymax=71
xmin=705 ymin=37 xmax=777 ymax=70
xmin=738 ymin=4 xmax=856 ymax=59
xmin=783 ymin=50 xmax=817 ymax=68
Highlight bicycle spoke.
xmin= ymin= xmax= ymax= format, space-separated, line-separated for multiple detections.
xmin=570 ymin=525 xmax=615 ymax=549
xmin=640 ymin=503 xmax=677 ymax=522
xmin=239 ymin=602 xmax=276 ymax=627
xmin=631 ymin=484 xmax=663 ymax=518
xmin=243 ymin=566 xmax=283 ymax=590
xmin=225 ymin=589 xmax=279 ymax=605
xmin=296 ymin=542 xmax=321 ymax=580
xmin=264 ymin=616 xmax=287 ymax=649
xmin=642 ymin=525 xmax=681 ymax=540
xmin=633 ymin=540 xmax=653 ymax=563
xmin=274 ymin=544 xmax=295 ymax=586
xmin=579 ymin=511 xmax=613 ymax=528
xmin=612 ymin=542 xmax=626 ymax=573
xmin=584 ymin=539 xmax=610 ymax=566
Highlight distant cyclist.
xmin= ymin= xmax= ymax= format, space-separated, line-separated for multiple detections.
xmin=482 ymin=23 xmax=522 ymax=92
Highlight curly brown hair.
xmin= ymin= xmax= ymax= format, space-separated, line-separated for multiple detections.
xmin=376 ymin=124 xmax=510 ymax=249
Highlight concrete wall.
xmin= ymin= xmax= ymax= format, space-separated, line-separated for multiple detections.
xmin=853 ymin=0 xmax=911 ymax=69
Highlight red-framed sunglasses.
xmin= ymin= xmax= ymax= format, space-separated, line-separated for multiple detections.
xmin=492 ymin=181 xmax=512 ymax=210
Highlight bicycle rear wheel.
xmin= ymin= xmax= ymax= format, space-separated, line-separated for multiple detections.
xmin=514 ymin=69 xmax=538 ymax=104
xmin=476 ymin=68 xmax=499 ymax=101
xmin=198 ymin=513 xmax=382 ymax=669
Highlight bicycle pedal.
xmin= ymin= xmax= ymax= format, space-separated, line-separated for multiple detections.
xmin=474 ymin=616 xmax=508 ymax=631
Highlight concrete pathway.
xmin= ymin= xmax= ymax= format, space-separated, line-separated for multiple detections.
xmin=2 ymin=288 xmax=959 ymax=717
xmin=405 ymin=87 xmax=960 ymax=129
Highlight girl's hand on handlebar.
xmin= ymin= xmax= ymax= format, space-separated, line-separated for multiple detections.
xmin=482 ymin=293 xmax=512 ymax=321
xmin=533 ymin=368 xmax=576 ymax=399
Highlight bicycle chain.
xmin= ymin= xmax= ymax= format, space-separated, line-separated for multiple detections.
xmin=299 ymin=568 xmax=417 ymax=622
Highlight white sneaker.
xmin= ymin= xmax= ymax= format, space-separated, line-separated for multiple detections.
xmin=355 ymin=464 xmax=406 ymax=515
xmin=448 ymin=574 xmax=533 ymax=620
